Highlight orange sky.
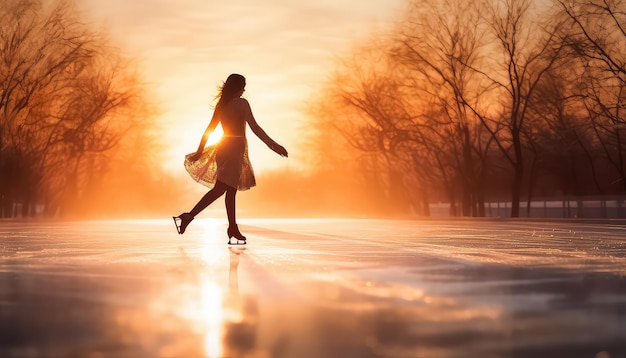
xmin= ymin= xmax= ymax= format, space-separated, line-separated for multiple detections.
xmin=77 ymin=0 xmax=404 ymax=174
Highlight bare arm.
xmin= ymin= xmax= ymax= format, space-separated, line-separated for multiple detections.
xmin=243 ymin=99 xmax=288 ymax=157
xmin=189 ymin=110 xmax=220 ymax=160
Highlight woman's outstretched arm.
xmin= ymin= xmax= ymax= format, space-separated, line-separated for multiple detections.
xmin=243 ymin=99 xmax=288 ymax=157
xmin=190 ymin=111 xmax=220 ymax=160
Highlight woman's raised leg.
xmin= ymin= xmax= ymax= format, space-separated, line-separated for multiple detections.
xmin=174 ymin=181 xmax=229 ymax=234
xmin=190 ymin=181 xmax=229 ymax=217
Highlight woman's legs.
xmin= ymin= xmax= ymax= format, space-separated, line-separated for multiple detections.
xmin=189 ymin=181 xmax=230 ymax=217
xmin=175 ymin=180 xmax=241 ymax=237
xmin=225 ymin=186 xmax=238 ymax=228
xmin=225 ymin=186 xmax=246 ymax=241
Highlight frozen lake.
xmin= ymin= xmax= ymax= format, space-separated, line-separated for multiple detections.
xmin=1 ymin=218 xmax=626 ymax=357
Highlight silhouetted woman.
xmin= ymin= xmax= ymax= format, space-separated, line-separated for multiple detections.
xmin=173 ymin=74 xmax=288 ymax=244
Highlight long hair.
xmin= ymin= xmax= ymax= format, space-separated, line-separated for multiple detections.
xmin=215 ymin=74 xmax=246 ymax=110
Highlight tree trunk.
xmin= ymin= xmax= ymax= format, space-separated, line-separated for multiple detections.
xmin=526 ymin=155 xmax=537 ymax=217
xmin=511 ymin=133 xmax=524 ymax=218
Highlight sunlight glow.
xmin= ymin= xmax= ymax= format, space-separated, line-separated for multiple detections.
xmin=197 ymin=219 xmax=227 ymax=357
xmin=201 ymin=281 xmax=224 ymax=358
xmin=207 ymin=125 xmax=223 ymax=146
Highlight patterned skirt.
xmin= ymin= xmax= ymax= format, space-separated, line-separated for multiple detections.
xmin=184 ymin=136 xmax=256 ymax=190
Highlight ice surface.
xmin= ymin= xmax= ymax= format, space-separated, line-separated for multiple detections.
xmin=1 ymin=218 xmax=626 ymax=357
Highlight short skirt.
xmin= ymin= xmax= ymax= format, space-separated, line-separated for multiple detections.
xmin=184 ymin=136 xmax=256 ymax=190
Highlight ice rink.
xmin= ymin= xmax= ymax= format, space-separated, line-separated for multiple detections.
xmin=1 ymin=218 xmax=626 ymax=358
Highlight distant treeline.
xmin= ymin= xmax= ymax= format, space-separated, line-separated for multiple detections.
xmin=3 ymin=0 xmax=625 ymax=220
xmin=0 ymin=0 xmax=173 ymax=218
xmin=307 ymin=0 xmax=626 ymax=217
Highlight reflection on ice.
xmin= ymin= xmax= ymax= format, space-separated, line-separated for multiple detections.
xmin=1 ymin=218 xmax=626 ymax=357
xmin=222 ymin=247 xmax=257 ymax=357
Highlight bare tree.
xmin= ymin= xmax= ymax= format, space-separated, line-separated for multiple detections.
xmin=303 ymin=0 xmax=625 ymax=217
xmin=394 ymin=0 xmax=499 ymax=216
xmin=304 ymin=80 xmax=393 ymax=214
xmin=524 ymin=66 xmax=604 ymax=216
xmin=327 ymin=49 xmax=424 ymax=213
xmin=555 ymin=0 xmax=626 ymax=191
xmin=463 ymin=0 xmax=569 ymax=217
xmin=556 ymin=0 xmax=626 ymax=85
xmin=0 ymin=0 xmax=150 ymax=217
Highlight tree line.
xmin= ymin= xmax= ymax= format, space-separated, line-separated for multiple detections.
xmin=307 ymin=0 xmax=626 ymax=217
xmin=0 ymin=0 xmax=166 ymax=218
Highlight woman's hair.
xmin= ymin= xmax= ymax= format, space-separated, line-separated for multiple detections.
xmin=216 ymin=73 xmax=246 ymax=110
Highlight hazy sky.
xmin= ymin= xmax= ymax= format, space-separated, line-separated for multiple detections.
xmin=78 ymin=0 xmax=405 ymax=173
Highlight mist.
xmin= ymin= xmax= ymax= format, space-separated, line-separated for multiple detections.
xmin=2 ymin=0 xmax=625 ymax=219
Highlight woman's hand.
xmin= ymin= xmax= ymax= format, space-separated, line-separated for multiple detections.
xmin=273 ymin=144 xmax=288 ymax=157
xmin=188 ymin=150 xmax=202 ymax=161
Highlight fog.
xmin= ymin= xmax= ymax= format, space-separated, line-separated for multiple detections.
xmin=1 ymin=0 xmax=625 ymax=219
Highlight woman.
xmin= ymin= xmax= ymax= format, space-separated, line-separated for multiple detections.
xmin=173 ymin=74 xmax=288 ymax=244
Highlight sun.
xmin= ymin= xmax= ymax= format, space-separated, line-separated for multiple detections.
xmin=162 ymin=115 xmax=224 ymax=173
xmin=206 ymin=124 xmax=223 ymax=145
